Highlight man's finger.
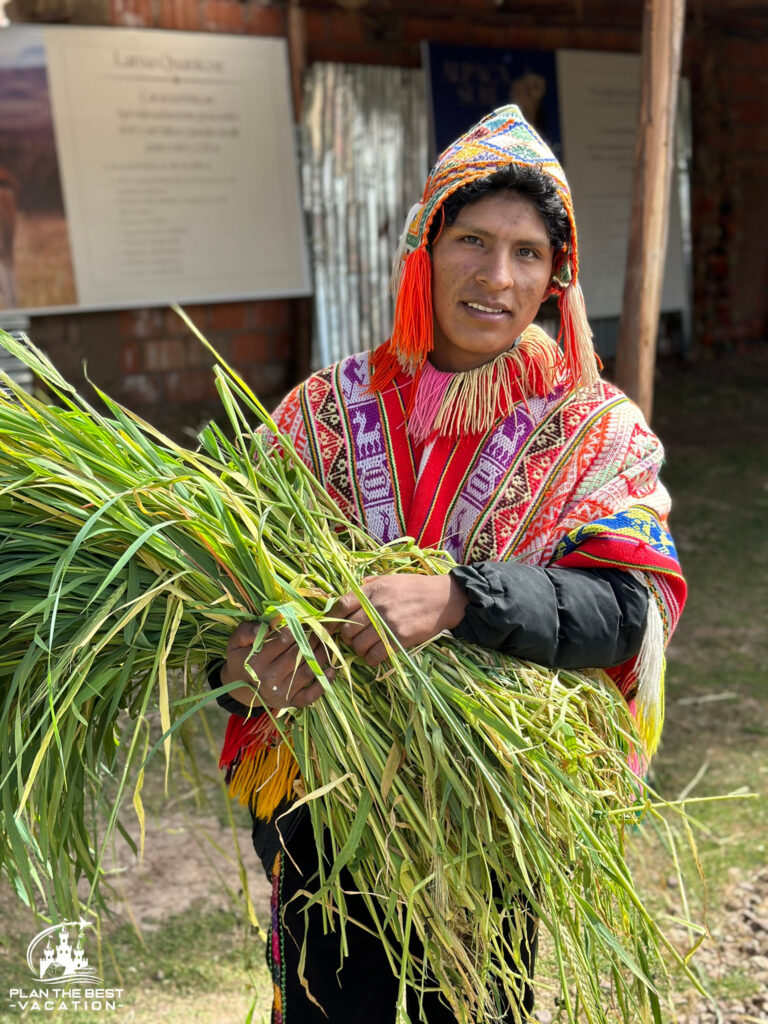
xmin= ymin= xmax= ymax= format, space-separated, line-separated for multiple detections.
xmin=348 ymin=623 xmax=383 ymax=659
xmin=338 ymin=617 xmax=369 ymax=645
xmin=329 ymin=591 xmax=362 ymax=622
xmin=290 ymin=681 xmax=325 ymax=708
xmin=253 ymin=626 xmax=298 ymax=666
xmin=363 ymin=640 xmax=388 ymax=667
xmin=286 ymin=664 xmax=332 ymax=705
xmin=307 ymin=634 xmax=332 ymax=667
xmin=266 ymin=646 xmax=310 ymax=689
xmin=230 ymin=621 xmax=260 ymax=647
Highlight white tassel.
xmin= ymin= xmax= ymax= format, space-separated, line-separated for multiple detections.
xmin=390 ymin=201 xmax=423 ymax=299
xmin=631 ymin=573 xmax=666 ymax=756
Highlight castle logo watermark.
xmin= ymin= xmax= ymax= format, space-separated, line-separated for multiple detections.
xmin=6 ymin=919 xmax=124 ymax=1012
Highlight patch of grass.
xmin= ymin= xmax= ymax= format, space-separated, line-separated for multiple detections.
xmin=620 ymin=348 xmax=768 ymax=1013
xmin=648 ymin=351 xmax=768 ymax=790
xmin=705 ymin=967 xmax=762 ymax=1003
xmin=106 ymin=907 xmax=264 ymax=995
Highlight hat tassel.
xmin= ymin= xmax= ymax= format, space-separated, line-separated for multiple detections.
xmin=558 ymin=281 xmax=599 ymax=389
xmin=390 ymin=246 xmax=433 ymax=375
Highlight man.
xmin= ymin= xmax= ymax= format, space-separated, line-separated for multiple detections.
xmin=211 ymin=105 xmax=685 ymax=1022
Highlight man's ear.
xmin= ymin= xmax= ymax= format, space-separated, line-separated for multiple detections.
xmin=541 ymin=250 xmax=560 ymax=301
xmin=541 ymin=271 xmax=556 ymax=303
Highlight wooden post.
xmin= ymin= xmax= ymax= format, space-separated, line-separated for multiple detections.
xmin=287 ymin=0 xmax=306 ymax=123
xmin=286 ymin=0 xmax=313 ymax=384
xmin=614 ymin=0 xmax=686 ymax=422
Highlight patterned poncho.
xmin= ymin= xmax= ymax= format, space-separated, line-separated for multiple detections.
xmin=220 ymin=328 xmax=686 ymax=820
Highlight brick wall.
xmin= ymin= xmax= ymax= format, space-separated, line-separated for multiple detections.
xmin=6 ymin=0 xmax=767 ymax=436
xmin=687 ymin=28 xmax=768 ymax=348
xmin=26 ymin=297 xmax=303 ymax=439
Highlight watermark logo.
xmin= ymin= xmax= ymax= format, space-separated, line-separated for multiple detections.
xmin=28 ymin=918 xmax=100 ymax=984
xmin=7 ymin=919 xmax=124 ymax=1013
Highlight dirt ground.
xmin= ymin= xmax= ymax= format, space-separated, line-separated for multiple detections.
xmin=672 ymin=866 xmax=768 ymax=1024
xmin=102 ymin=810 xmax=272 ymax=936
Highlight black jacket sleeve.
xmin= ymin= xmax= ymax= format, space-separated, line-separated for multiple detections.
xmin=207 ymin=659 xmax=259 ymax=717
xmin=450 ymin=562 xmax=648 ymax=670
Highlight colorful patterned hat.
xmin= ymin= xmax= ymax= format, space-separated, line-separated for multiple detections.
xmin=371 ymin=104 xmax=597 ymax=393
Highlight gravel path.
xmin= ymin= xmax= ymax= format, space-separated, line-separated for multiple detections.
xmin=672 ymin=866 xmax=768 ymax=1024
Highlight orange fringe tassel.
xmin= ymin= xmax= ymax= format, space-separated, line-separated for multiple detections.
xmin=368 ymin=338 xmax=403 ymax=394
xmin=219 ymin=710 xmax=276 ymax=767
xmin=228 ymin=740 xmax=301 ymax=821
xmin=390 ymin=246 xmax=433 ymax=374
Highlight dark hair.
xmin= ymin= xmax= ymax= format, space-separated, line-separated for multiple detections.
xmin=427 ymin=164 xmax=570 ymax=253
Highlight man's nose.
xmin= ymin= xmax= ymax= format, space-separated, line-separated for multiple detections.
xmin=475 ymin=250 xmax=515 ymax=290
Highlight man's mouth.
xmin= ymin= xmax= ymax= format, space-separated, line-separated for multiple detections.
xmin=465 ymin=301 xmax=508 ymax=316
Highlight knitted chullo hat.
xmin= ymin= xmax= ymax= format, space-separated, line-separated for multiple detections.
xmin=369 ymin=104 xmax=598 ymax=401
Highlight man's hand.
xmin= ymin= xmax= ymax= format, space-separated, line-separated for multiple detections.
xmin=220 ymin=621 xmax=333 ymax=710
xmin=330 ymin=573 xmax=468 ymax=667
xmin=219 ymin=573 xmax=467 ymax=709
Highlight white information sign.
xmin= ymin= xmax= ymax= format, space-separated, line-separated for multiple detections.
xmin=556 ymin=50 xmax=685 ymax=319
xmin=0 ymin=26 xmax=310 ymax=315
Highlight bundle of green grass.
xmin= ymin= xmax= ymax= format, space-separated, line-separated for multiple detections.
xmin=0 ymin=321 xmax=702 ymax=1023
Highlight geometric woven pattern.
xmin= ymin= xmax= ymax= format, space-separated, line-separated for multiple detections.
xmin=271 ymin=348 xmax=687 ymax=737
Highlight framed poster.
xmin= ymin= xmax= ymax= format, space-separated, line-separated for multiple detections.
xmin=0 ymin=26 xmax=310 ymax=316
xmin=0 ymin=26 xmax=75 ymax=313
xmin=556 ymin=50 xmax=686 ymax=319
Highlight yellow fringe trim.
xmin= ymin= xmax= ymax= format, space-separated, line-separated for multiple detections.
xmin=632 ymin=592 xmax=667 ymax=760
xmin=228 ymin=741 xmax=301 ymax=821
xmin=634 ymin=656 xmax=666 ymax=760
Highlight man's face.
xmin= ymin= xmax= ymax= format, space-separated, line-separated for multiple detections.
xmin=430 ymin=191 xmax=554 ymax=373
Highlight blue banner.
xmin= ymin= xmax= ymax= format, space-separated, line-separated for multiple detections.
xmin=422 ymin=42 xmax=561 ymax=163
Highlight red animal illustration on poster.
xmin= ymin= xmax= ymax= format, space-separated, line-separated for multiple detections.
xmin=0 ymin=167 xmax=18 ymax=308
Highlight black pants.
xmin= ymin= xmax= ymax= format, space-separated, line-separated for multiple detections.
xmin=266 ymin=812 xmax=537 ymax=1023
